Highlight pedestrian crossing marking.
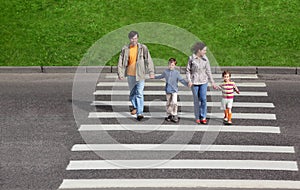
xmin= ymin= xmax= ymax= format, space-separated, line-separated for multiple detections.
xmin=97 ymin=81 xmax=266 ymax=87
xmin=93 ymin=90 xmax=268 ymax=96
xmin=59 ymin=179 xmax=300 ymax=189
xmin=58 ymin=72 xmax=298 ymax=190
xmin=103 ymin=73 xmax=259 ymax=79
xmin=88 ymin=112 xmax=276 ymax=120
xmin=66 ymin=159 xmax=298 ymax=171
xmin=91 ymin=101 xmax=275 ymax=108
xmin=79 ymin=124 xmax=280 ymax=133
xmin=72 ymin=144 xmax=295 ymax=153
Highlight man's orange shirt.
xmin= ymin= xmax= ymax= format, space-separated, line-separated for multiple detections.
xmin=127 ymin=45 xmax=138 ymax=76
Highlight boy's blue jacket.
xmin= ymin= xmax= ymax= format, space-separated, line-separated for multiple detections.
xmin=155 ymin=69 xmax=188 ymax=93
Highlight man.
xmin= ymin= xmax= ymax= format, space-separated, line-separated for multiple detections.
xmin=117 ymin=31 xmax=155 ymax=121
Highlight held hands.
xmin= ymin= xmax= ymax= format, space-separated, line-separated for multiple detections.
xmin=188 ymin=82 xmax=193 ymax=88
xmin=212 ymin=83 xmax=218 ymax=90
xmin=149 ymin=74 xmax=155 ymax=79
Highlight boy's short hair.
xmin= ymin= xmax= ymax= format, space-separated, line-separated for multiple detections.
xmin=128 ymin=31 xmax=139 ymax=39
xmin=222 ymin=70 xmax=231 ymax=77
xmin=168 ymin=58 xmax=177 ymax=65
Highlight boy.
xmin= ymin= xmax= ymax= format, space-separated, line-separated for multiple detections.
xmin=219 ymin=70 xmax=240 ymax=124
xmin=155 ymin=58 xmax=188 ymax=123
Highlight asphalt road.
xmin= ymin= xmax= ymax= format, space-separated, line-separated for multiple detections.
xmin=1 ymin=73 xmax=300 ymax=190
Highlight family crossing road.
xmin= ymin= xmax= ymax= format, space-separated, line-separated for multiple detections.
xmin=58 ymin=72 xmax=300 ymax=189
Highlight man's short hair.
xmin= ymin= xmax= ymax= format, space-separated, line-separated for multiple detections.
xmin=128 ymin=31 xmax=139 ymax=39
xmin=191 ymin=42 xmax=206 ymax=54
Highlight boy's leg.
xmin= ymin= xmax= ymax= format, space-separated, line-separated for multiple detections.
xmin=171 ymin=93 xmax=178 ymax=116
xmin=171 ymin=93 xmax=178 ymax=122
xmin=165 ymin=94 xmax=172 ymax=121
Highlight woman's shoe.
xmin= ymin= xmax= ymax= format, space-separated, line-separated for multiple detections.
xmin=200 ymin=119 xmax=207 ymax=124
xmin=196 ymin=119 xmax=201 ymax=124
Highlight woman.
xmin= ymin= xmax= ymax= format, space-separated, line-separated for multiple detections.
xmin=186 ymin=42 xmax=217 ymax=124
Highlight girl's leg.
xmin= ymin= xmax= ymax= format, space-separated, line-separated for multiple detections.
xmin=227 ymin=108 xmax=232 ymax=124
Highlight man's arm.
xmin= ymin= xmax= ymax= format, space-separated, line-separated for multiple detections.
xmin=117 ymin=48 xmax=125 ymax=80
xmin=142 ymin=45 xmax=155 ymax=78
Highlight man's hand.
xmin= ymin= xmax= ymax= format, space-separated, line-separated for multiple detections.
xmin=149 ymin=74 xmax=155 ymax=79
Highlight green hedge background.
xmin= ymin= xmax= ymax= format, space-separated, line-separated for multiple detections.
xmin=1 ymin=0 xmax=299 ymax=67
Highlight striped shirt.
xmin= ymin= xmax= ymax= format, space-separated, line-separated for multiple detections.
xmin=219 ymin=81 xmax=240 ymax=99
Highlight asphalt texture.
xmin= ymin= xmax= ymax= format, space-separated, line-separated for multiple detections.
xmin=0 ymin=73 xmax=300 ymax=190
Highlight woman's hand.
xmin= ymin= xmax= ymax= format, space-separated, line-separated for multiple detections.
xmin=212 ymin=83 xmax=218 ymax=90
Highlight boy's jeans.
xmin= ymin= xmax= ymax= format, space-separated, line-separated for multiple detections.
xmin=191 ymin=83 xmax=208 ymax=119
xmin=127 ymin=76 xmax=144 ymax=116
xmin=166 ymin=93 xmax=178 ymax=116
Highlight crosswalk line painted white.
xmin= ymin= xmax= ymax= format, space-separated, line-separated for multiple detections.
xmin=91 ymin=101 xmax=275 ymax=108
xmin=59 ymin=179 xmax=300 ymax=189
xmin=79 ymin=124 xmax=280 ymax=133
xmin=66 ymin=160 xmax=298 ymax=171
xmin=97 ymin=82 xmax=266 ymax=87
xmin=104 ymin=73 xmax=259 ymax=79
xmin=88 ymin=112 xmax=276 ymax=120
xmin=72 ymin=144 xmax=295 ymax=153
xmin=93 ymin=90 xmax=268 ymax=96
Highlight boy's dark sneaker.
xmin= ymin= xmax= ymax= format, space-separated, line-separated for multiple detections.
xmin=137 ymin=114 xmax=144 ymax=121
xmin=171 ymin=115 xmax=179 ymax=123
xmin=165 ymin=115 xmax=172 ymax=122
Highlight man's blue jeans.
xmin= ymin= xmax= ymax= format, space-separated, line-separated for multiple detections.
xmin=127 ymin=76 xmax=144 ymax=116
xmin=191 ymin=83 xmax=208 ymax=120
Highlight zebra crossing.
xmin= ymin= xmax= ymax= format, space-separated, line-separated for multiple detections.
xmin=59 ymin=73 xmax=299 ymax=189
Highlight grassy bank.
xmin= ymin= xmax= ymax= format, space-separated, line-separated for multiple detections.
xmin=1 ymin=0 xmax=299 ymax=67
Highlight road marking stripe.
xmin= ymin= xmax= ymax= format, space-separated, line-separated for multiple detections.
xmin=72 ymin=144 xmax=294 ymax=153
xmin=93 ymin=90 xmax=268 ymax=96
xmin=104 ymin=73 xmax=259 ymax=79
xmin=66 ymin=160 xmax=298 ymax=171
xmin=79 ymin=124 xmax=280 ymax=133
xmin=59 ymin=179 xmax=300 ymax=189
xmin=88 ymin=112 xmax=276 ymax=120
xmin=97 ymin=82 xmax=266 ymax=87
xmin=91 ymin=101 xmax=275 ymax=108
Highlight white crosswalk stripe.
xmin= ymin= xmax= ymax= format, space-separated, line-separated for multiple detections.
xmin=59 ymin=73 xmax=299 ymax=189
xmin=93 ymin=90 xmax=268 ymax=96
xmin=79 ymin=124 xmax=280 ymax=133
xmin=59 ymin=179 xmax=300 ymax=189
xmin=66 ymin=159 xmax=298 ymax=171
xmin=72 ymin=144 xmax=295 ymax=153
xmin=91 ymin=100 xmax=275 ymax=108
xmin=103 ymin=73 xmax=259 ymax=79
xmin=88 ymin=112 xmax=277 ymax=120
xmin=97 ymin=81 xmax=267 ymax=87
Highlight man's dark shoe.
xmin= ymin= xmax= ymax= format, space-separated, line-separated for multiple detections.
xmin=137 ymin=114 xmax=144 ymax=121
xmin=165 ymin=115 xmax=172 ymax=122
xmin=171 ymin=115 xmax=179 ymax=123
